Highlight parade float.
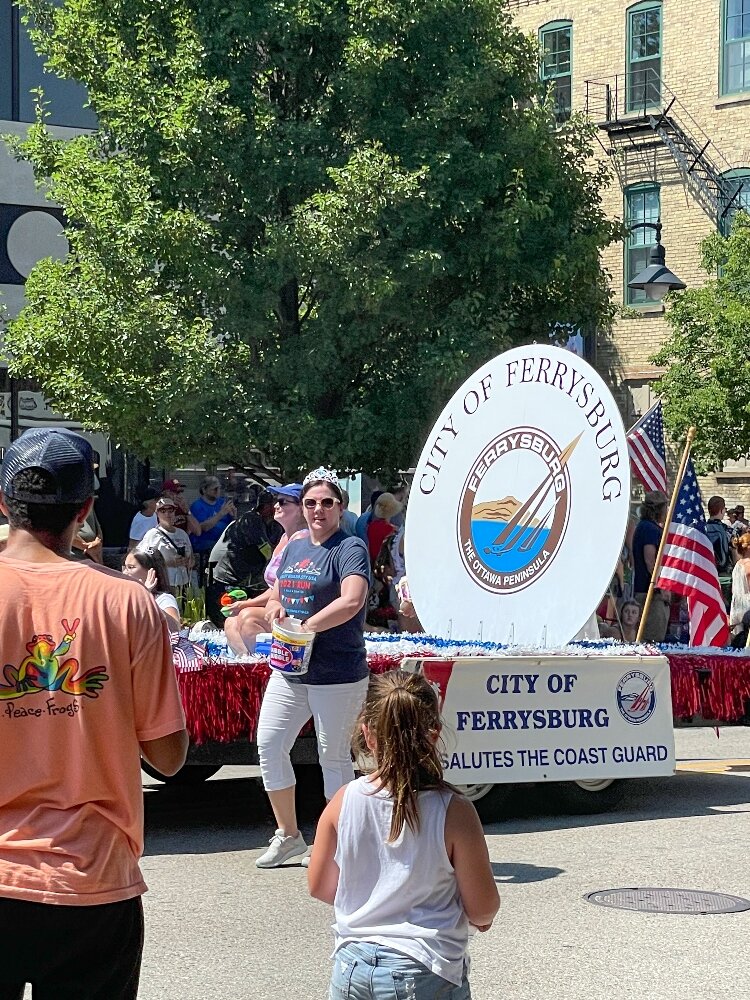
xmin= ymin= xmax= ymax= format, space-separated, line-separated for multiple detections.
xmin=155 ymin=345 xmax=750 ymax=817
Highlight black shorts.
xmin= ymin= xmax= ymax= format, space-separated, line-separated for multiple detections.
xmin=0 ymin=895 xmax=144 ymax=1000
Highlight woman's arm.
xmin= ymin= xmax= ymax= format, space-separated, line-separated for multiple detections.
xmin=445 ymin=795 xmax=500 ymax=930
xmin=162 ymin=604 xmax=181 ymax=628
xmin=305 ymin=575 xmax=368 ymax=633
xmin=263 ymin=581 xmax=284 ymax=625
xmin=183 ymin=533 xmax=195 ymax=571
xmin=162 ymin=612 xmax=181 ymax=633
xmin=643 ymin=542 xmax=657 ymax=576
xmin=307 ymin=786 xmax=345 ymax=904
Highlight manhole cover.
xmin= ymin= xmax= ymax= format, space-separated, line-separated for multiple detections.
xmin=585 ymin=888 xmax=750 ymax=915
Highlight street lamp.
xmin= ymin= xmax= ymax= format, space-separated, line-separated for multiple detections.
xmin=627 ymin=220 xmax=686 ymax=302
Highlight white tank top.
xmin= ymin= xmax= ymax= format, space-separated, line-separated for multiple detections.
xmin=333 ymin=776 xmax=469 ymax=986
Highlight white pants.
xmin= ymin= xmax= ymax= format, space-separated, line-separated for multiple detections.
xmin=257 ymin=671 xmax=370 ymax=800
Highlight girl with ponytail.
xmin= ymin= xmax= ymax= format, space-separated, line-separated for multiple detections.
xmin=308 ymin=670 xmax=499 ymax=999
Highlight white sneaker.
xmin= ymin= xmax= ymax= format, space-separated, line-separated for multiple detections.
xmin=255 ymin=830 xmax=308 ymax=869
xmin=301 ymin=854 xmax=310 ymax=868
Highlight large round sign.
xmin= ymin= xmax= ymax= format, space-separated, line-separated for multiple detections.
xmin=405 ymin=345 xmax=631 ymax=646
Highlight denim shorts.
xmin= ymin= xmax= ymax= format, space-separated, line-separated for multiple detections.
xmin=330 ymin=942 xmax=471 ymax=1000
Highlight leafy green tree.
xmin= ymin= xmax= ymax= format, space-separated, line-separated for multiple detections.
xmin=4 ymin=0 xmax=619 ymax=474
xmin=653 ymin=213 xmax=750 ymax=471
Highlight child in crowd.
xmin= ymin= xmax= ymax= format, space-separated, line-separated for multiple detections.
xmin=123 ymin=548 xmax=181 ymax=632
xmin=308 ymin=670 xmax=499 ymax=999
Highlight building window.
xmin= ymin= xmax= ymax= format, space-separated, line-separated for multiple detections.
xmin=0 ymin=1 xmax=11 ymax=119
xmin=723 ymin=0 xmax=750 ymax=94
xmin=540 ymin=21 xmax=572 ymax=123
xmin=625 ymin=381 xmax=658 ymax=429
xmin=627 ymin=2 xmax=662 ymax=112
xmin=720 ymin=168 xmax=750 ymax=234
xmin=625 ymin=185 xmax=660 ymax=305
xmin=0 ymin=0 xmax=96 ymax=127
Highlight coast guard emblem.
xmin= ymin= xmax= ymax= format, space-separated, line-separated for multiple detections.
xmin=617 ymin=670 xmax=657 ymax=725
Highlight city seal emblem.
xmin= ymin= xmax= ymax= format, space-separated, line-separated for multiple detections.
xmin=405 ymin=344 xmax=631 ymax=645
xmin=457 ymin=426 xmax=579 ymax=594
xmin=616 ymin=670 xmax=657 ymax=725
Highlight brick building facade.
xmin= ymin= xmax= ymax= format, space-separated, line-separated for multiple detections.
xmin=509 ymin=0 xmax=750 ymax=503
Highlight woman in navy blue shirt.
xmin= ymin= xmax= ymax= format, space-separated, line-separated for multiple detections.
xmin=255 ymin=468 xmax=371 ymax=869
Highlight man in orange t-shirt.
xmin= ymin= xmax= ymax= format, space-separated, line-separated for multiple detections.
xmin=0 ymin=428 xmax=188 ymax=1000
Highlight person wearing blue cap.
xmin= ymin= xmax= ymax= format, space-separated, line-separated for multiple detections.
xmin=224 ymin=483 xmax=308 ymax=654
xmin=0 ymin=427 xmax=188 ymax=1000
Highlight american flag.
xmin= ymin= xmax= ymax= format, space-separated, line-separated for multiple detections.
xmin=627 ymin=401 xmax=668 ymax=493
xmin=171 ymin=634 xmax=204 ymax=673
xmin=656 ymin=458 xmax=729 ymax=647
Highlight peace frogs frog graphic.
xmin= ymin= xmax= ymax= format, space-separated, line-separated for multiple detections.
xmin=405 ymin=346 xmax=631 ymax=646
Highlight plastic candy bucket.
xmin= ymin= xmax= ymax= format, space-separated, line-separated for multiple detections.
xmin=269 ymin=619 xmax=315 ymax=676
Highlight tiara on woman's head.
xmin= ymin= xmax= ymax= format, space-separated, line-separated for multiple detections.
xmin=303 ymin=466 xmax=340 ymax=488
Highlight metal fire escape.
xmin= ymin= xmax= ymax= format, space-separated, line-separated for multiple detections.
xmin=584 ymin=71 xmax=744 ymax=225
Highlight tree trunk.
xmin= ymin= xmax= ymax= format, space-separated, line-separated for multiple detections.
xmin=277 ymin=277 xmax=300 ymax=339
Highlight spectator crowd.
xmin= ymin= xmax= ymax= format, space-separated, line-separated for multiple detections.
xmin=122 ymin=474 xmax=414 ymax=635
xmin=599 ymin=489 xmax=750 ymax=647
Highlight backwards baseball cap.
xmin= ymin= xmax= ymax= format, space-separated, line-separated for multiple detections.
xmin=161 ymin=478 xmax=183 ymax=492
xmin=269 ymin=483 xmax=303 ymax=501
xmin=1 ymin=428 xmax=95 ymax=504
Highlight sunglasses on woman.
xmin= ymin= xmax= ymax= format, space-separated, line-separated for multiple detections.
xmin=303 ymin=497 xmax=340 ymax=509
xmin=274 ymin=498 xmax=299 ymax=507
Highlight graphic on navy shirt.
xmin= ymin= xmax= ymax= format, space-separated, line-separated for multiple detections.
xmin=279 ymin=556 xmax=321 ymax=618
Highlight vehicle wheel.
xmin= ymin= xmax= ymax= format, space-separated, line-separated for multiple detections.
xmin=141 ymin=762 xmax=222 ymax=784
xmin=548 ymin=778 xmax=626 ymax=814
xmin=455 ymin=782 xmax=513 ymax=822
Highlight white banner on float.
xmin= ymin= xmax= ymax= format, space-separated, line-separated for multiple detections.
xmin=404 ymin=656 xmax=675 ymax=783
xmin=405 ymin=345 xmax=631 ymax=647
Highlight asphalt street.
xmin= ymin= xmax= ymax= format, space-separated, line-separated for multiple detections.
xmin=28 ymin=728 xmax=750 ymax=1000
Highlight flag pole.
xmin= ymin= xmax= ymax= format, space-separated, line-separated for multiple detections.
xmin=636 ymin=426 xmax=697 ymax=644
xmin=625 ymin=398 xmax=660 ymax=435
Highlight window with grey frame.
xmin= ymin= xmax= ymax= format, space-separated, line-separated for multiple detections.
xmin=720 ymin=169 xmax=750 ymax=235
xmin=723 ymin=0 xmax=750 ymax=95
xmin=627 ymin=2 xmax=661 ymax=113
xmin=540 ymin=22 xmax=572 ymax=123
xmin=625 ymin=185 xmax=660 ymax=305
xmin=0 ymin=0 xmax=95 ymax=127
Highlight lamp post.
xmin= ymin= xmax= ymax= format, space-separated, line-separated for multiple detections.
xmin=627 ymin=220 xmax=686 ymax=302
xmin=9 ymin=376 xmax=19 ymax=442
